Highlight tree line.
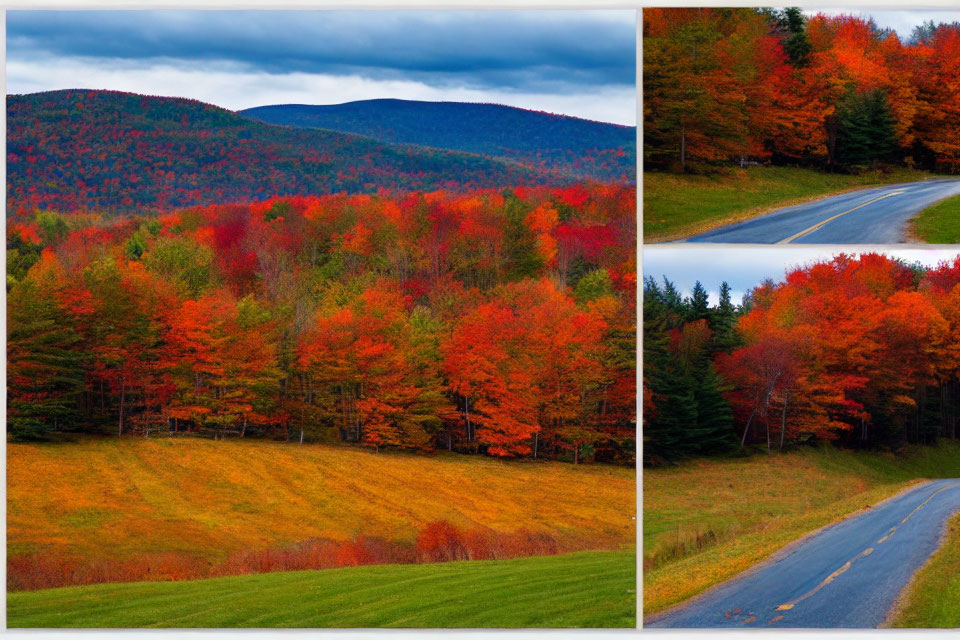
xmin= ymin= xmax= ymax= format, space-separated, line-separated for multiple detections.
xmin=644 ymin=8 xmax=960 ymax=173
xmin=644 ymin=253 xmax=960 ymax=465
xmin=7 ymin=184 xmax=636 ymax=464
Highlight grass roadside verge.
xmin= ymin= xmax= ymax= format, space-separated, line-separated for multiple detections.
xmin=909 ymin=194 xmax=960 ymax=243
xmin=644 ymin=166 xmax=933 ymax=242
xmin=6 ymin=550 xmax=636 ymax=628
xmin=643 ymin=443 xmax=960 ymax=616
xmin=888 ymin=511 xmax=960 ymax=628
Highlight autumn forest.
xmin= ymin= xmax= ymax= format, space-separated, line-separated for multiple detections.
xmin=644 ymin=253 xmax=960 ymax=464
xmin=644 ymin=8 xmax=960 ymax=173
xmin=8 ymin=184 xmax=637 ymax=463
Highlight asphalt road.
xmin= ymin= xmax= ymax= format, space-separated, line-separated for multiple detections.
xmin=645 ymin=479 xmax=960 ymax=628
xmin=686 ymin=179 xmax=960 ymax=243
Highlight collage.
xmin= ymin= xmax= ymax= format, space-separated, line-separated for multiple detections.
xmin=3 ymin=2 xmax=959 ymax=636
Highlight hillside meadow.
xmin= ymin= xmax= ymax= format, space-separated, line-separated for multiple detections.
xmin=8 ymin=437 xmax=635 ymax=587
xmin=643 ymin=443 xmax=960 ymax=616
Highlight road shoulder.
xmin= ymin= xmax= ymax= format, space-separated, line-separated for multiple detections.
xmin=883 ymin=507 xmax=960 ymax=628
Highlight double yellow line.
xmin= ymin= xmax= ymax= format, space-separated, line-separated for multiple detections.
xmin=776 ymin=190 xmax=906 ymax=244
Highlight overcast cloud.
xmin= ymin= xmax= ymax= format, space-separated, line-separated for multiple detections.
xmin=6 ymin=10 xmax=637 ymax=125
xmin=643 ymin=246 xmax=960 ymax=307
xmin=804 ymin=9 xmax=960 ymax=39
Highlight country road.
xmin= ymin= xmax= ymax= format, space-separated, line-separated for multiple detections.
xmin=686 ymin=179 xmax=960 ymax=243
xmin=645 ymin=479 xmax=960 ymax=628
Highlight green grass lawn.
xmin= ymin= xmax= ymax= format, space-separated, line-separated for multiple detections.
xmin=643 ymin=442 xmax=960 ymax=617
xmin=644 ymin=166 xmax=932 ymax=242
xmin=6 ymin=551 xmax=636 ymax=628
xmin=910 ymin=194 xmax=960 ymax=243
xmin=890 ymin=512 xmax=960 ymax=628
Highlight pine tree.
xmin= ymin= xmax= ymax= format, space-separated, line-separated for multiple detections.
xmin=710 ymin=281 xmax=742 ymax=353
xmin=835 ymin=89 xmax=898 ymax=169
xmin=691 ymin=364 xmax=736 ymax=454
xmin=687 ymin=281 xmax=710 ymax=321
xmin=643 ymin=316 xmax=699 ymax=464
xmin=775 ymin=7 xmax=811 ymax=67
xmin=8 ymin=256 xmax=85 ymax=440
xmin=502 ymin=194 xmax=544 ymax=281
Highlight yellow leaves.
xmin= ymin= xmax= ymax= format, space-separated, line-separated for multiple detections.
xmin=525 ymin=203 xmax=558 ymax=234
xmin=535 ymin=232 xmax=557 ymax=265
xmin=168 ymin=406 xmax=212 ymax=421
xmin=343 ymin=221 xmax=373 ymax=256
xmin=891 ymin=395 xmax=918 ymax=408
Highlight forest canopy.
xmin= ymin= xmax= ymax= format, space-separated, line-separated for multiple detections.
xmin=7 ymin=184 xmax=637 ymax=465
xmin=644 ymin=8 xmax=960 ymax=173
xmin=644 ymin=253 xmax=960 ymax=465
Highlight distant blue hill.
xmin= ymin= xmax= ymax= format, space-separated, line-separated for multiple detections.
xmin=241 ymin=99 xmax=636 ymax=183
xmin=8 ymin=90 xmax=559 ymax=215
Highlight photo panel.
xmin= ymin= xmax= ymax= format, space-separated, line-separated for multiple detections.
xmin=641 ymin=5 xmax=960 ymax=632
xmin=6 ymin=8 xmax=638 ymax=630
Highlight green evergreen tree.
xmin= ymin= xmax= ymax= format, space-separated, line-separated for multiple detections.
xmin=691 ymin=364 xmax=736 ymax=454
xmin=7 ymin=262 xmax=85 ymax=440
xmin=710 ymin=281 xmax=742 ymax=353
xmin=835 ymin=89 xmax=898 ymax=169
xmin=643 ymin=313 xmax=699 ymax=464
xmin=773 ymin=7 xmax=811 ymax=67
xmin=687 ymin=281 xmax=710 ymax=321
xmin=502 ymin=194 xmax=543 ymax=281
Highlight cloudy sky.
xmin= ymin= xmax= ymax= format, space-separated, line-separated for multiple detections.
xmin=805 ymin=9 xmax=960 ymax=38
xmin=643 ymin=246 xmax=960 ymax=307
xmin=6 ymin=10 xmax=637 ymax=125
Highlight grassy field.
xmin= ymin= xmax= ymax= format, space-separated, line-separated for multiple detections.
xmin=910 ymin=193 xmax=960 ymax=243
xmin=6 ymin=550 xmax=636 ymax=628
xmin=644 ymin=166 xmax=932 ymax=242
xmin=7 ymin=437 xmax=635 ymax=563
xmin=889 ymin=512 xmax=960 ymax=628
xmin=643 ymin=442 xmax=960 ymax=616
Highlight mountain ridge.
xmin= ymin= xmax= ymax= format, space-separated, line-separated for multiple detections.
xmin=7 ymin=89 xmax=563 ymax=215
xmin=241 ymin=98 xmax=636 ymax=183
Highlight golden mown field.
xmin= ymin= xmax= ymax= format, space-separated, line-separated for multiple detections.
xmin=8 ymin=438 xmax=636 ymax=562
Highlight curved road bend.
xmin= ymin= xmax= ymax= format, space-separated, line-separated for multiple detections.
xmin=686 ymin=179 xmax=960 ymax=244
xmin=645 ymin=479 xmax=960 ymax=628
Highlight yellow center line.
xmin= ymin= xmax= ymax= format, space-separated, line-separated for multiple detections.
xmin=876 ymin=527 xmax=897 ymax=544
xmin=775 ymin=190 xmax=906 ymax=244
xmin=774 ymin=482 xmax=959 ymax=613
xmin=900 ymin=485 xmax=954 ymax=525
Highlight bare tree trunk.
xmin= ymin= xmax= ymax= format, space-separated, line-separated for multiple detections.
xmin=118 ymin=380 xmax=125 ymax=437
xmin=741 ymin=407 xmax=758 ymax=447
xmin=680 ymin=125 xmax=687 ymax=171
xmin=766 ymin=415 xmax=771 ymax=454
xmin=780 ymin=394 xmax=788 ymax=452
